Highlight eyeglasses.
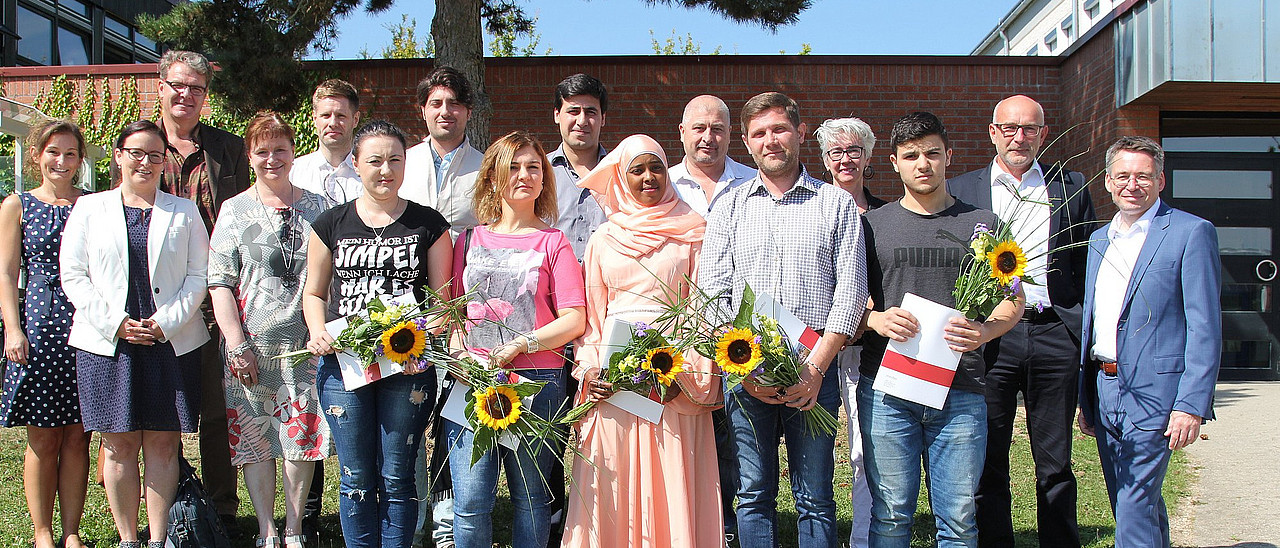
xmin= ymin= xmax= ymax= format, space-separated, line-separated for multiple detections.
xmin=824 ymin=146 xmax=864 ymax=161
xmin=121 ymin=148 xmax=165 ymax=165
xmin=163 ymin=80 xmax=208 ymax=98
xmin=993 ymin=123 xmax=1044 ymax=138
xmin=1108 ymin=172 xmax=1158 ymax=188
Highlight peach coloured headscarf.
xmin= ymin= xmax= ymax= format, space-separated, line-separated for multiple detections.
xmin=577 ymin=134 xmax=706 ymax=258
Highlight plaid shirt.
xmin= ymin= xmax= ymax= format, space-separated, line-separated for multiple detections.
xmin=701 ymin=170 xmax=869 ymax=336
xmin=160 ymin=126 xmax=216 ymax=234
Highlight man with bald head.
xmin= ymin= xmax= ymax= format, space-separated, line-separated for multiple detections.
xmin=670 ymin=95 xmax=756 ymax=216
xmin=949 ymin=95 xmax=1096 ymax=548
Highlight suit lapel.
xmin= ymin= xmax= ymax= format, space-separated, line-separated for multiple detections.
xmin=1046 ymin=168 xmax=1066 ymax=245
xmin=148 ymin=192 xmax=177 ymax=284
xmin=200 ymin=124 xmax=222 ymax=205
xmin=1122 ymin=203 xmax=1172 ymax=313
xmin=972 ymin=165 xmax=994 ymax=210
xmin=104 ymin=189 xmax=127 ymax=265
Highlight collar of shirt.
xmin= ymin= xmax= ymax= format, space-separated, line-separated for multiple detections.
xmin=430 ymin=140 xmax=462 ymax=189
xmin=548 ymin=143 xmax=608 ymax=181
xmin=670 ymin=155 xmax=754 ymax=214
xmin=989 ymin=159 xmax=1045 ymax=191
xmin=1107 ymin=198 xmax=1162 ymax=240
xmin=745 ymin=167 xmax=823 ymax=199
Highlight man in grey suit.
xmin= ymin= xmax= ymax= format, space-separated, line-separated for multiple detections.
xmin=948 ymin=95 xmax=1095 ymax=548
xmin=1078 ymin=136 xmax=1221 ymax=547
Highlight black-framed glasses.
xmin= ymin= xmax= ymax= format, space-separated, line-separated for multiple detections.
xmin=121 ymin=148 xmax=165 ymax=164
xmin=993 ymin=123 xmax=1044 ymax=137
xmin=163 ymin=80 xmax=208 ymax=97
xmin=824 ymin=146 xmax=864 ymax=161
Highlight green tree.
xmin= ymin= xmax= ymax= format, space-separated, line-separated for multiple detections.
xmin=650 ymin=29 xmax=722 ymax=55
xmin=489 ymin=14 xmax=548 ymax=56
xmin=378 ymin=14 xmax=435 ymax=58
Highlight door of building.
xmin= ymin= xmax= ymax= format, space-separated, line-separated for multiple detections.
xmin=1163 ymin=139 xmax=1280 ymax=380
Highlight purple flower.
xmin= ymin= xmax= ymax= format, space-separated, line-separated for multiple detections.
xmin=634 ymin=322 xmax=652 ymax=337
xmin=374 ymin=342 xmax=385 ymax=356
xmin=413 ymin=317 xmax=430 ymax=331
xmin=1034 ymin=301 xmax=1045 ymax=313
xmin=753 ymin=336 xmax=762 ymax=345
xmin=1004 ymin=276 xmax=1022 ymax=298
xmin=971 ymin=223 xmax=992 ymax=240
xmin=492 ymin=370 xmax=509 ymax=385
xmin=631 ymin=369 xmax=650 ymax=384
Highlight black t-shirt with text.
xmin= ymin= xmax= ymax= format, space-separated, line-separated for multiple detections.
xmin=312 ymin=200 xmax=450 ymax=320
xmin=860 ymin=199 xmax=1001 ymax=395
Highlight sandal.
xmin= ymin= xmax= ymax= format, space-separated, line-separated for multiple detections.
xmin=283 ymin=534 xmax=306 ymax=548
xmin=255 ymin=537 xmax=282 ymax=548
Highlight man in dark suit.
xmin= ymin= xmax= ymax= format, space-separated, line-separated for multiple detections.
xmin=948 ymin=95 xmax=1095 ymax=548
xmin=155 ymin=49 xmax=251 ymax=531
xmin=1078 ymin=136 xmax=1220 ymax=547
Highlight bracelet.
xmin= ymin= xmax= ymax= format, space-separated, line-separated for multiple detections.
xmin=225 ymin=340 xmax=253 ymax=360
xmin=524 ymin=333 xmax=543 ymax=353
xmin=805 ymin=361 xmax=825 ymax=378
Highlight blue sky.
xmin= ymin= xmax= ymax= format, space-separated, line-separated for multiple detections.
xmin=315 ymin=0 xmax=1022 ymax=59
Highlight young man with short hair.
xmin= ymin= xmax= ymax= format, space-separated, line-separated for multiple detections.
xmin=859 ymin=112 xmax=1023 ymax=548
xmin=292 ymin=79 xmax=362 ymax=204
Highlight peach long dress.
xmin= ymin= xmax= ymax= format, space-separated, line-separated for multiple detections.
xmin=561 ymin=134 xmax=724 ymax=547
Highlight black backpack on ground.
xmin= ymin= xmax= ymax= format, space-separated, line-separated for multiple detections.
xmin=165 ymin=456 xmax=234 ymax=548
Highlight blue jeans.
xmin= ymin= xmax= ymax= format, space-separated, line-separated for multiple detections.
xmin=858 ymin=376 xmax=987 ymax=548
xmin=444 ymin=367 xmax=567 ymax=548
xmin=726 ymin=365 xmax=841 ymax=548
xmin=318 ymin=356 xmax=436 ymax=548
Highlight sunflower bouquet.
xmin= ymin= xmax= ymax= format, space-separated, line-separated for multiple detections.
xmin=953 ymin=222 xmax=1033 ymax=319
xmin=274 ymin=292 xmax=461 ymax=371
xmin=702 ymin=284 xmax=840 ymax=436
xmin=559 ymin=321 xmax=685 ymax=424
xmin=434 ymin=354 xmax=566 ymax=466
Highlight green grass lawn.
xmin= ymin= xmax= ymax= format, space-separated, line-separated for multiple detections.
xmin=0 ymin=406 xmax=1191 ymax=548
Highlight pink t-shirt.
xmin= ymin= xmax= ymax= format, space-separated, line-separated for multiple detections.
xmin=452 ymin=226 xmax=586 ymax=369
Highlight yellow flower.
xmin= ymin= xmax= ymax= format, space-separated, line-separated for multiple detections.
xmin=380 ymin=321 xmax=426 ymax=364
xmin=987 ymin=240 xmax=1028 ymax=285
xmin=645 ymin=347 xmax=684 ymax=386
xmin=970 ymin=237 xmax=988 ymax=259
xmin=473 ymin=385 xmax=522 ymax=430
xmin=715 ymin=328 xmax=763 ymax=376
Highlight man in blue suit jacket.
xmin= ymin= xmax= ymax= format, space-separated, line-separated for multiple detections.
xmin=1078 ymin=136 xmax=1221 ymax=548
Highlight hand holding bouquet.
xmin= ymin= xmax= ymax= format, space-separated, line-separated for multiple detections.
xmin=953 ymin=222 xmax=1031 ymax=319
xmin=559 ymin=321 xmax=684 ymax=425
xmin=438 ymin=354 xmax=565 ymax=466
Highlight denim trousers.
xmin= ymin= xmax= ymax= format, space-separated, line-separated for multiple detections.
xmin=725 ymin=367 xmax=841 ymax=548
xmin=858 ymin=376 xmax=987 ymax=548
xmin=317 ymin=356 xmax=437 ymax=548
xmin=443 ymin=367 xmax=567 ymax=548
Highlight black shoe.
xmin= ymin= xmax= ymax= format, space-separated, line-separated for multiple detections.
xmin=219 ymin=514 xmax=242 ymax=539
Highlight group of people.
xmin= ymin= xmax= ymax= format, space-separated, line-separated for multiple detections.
xmin=0 ymin=47 xmax=1221 ymax=548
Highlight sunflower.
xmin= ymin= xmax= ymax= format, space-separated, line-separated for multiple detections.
xmin=645 ymin=347 xmax=684 ymax=386
xmin=473 ymin=385 xmax=522 ymax=430
xmin=987 ymin=240 xmax=1028 ymax=285
xmin=715 ymin=328 xmax=763 ymax=376
xmin=380 ymin=321 xmax=426 ymax=364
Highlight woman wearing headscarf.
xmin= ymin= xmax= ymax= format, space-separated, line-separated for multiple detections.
xmin=560 ymin=134 xmax=723 ymax=547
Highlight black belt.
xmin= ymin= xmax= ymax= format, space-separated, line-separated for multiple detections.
xmin=1021 ymin=306 xmax=1059 ymax=323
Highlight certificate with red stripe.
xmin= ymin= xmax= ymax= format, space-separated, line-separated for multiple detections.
xmin=752 ymin=291 xmax=822 ymax=352
xmin=872 ymin=293 xmax=964 ymax=410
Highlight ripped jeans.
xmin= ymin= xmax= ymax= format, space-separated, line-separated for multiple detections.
xmin=318 ymin=355 xmax=436 ymax=548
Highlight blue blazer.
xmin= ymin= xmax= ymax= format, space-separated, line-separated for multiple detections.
xmin=1079 ymin=202 xmax=1222 ymax=430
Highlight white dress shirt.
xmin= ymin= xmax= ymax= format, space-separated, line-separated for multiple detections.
xmin=989 ymin=160 xmax=1052 ymax=310
xmin=669 ymin=155 xmax=756 ymax=216
xmin=1091 ymin=199 xmax=1162 ymax=362
xmin=291 ymin=150 xmax=362 ymax=205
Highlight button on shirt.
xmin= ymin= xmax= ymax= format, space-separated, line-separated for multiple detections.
xmin=990 ymin=160 xmax=1052 ymax=310
xmin=291 ymin=151 xmax=362 ymax=205
xmin=549 ymin=144 xmax=609 ymax=260
xmin=1091 ymin=199 xmax=1162 ymax=362
xmin=669 ymin=156 xmax=756 ymax=217
xmin=700 ymin=170 xmax=869 ymax=336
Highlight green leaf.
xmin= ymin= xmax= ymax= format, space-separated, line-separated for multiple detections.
xmin=733 ymin=283 xmax=757 ymax=329
xmin=511 ymin=382 xmax=545 ymax=398
xmin=367 ymin=299 xmax=387 ymax=314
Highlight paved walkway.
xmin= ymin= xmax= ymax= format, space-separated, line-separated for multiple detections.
xmin=1172 ymin=381 xmax=1280 ymax=548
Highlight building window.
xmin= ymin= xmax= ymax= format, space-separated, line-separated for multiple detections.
xmin=1084 ymin=0 xmax=1101 ymax=20
xmin=59 ymin=0 xmax=90 ymax=20
xmin=57 ymin=26 xmax=90 ymax=65
xmin=1027 ymin=45 xmax=1039 ymax=56
xmin=1044 ymin=29 xmax=1058 ymax=52
xmin=1061 ymin=14 xmax=1075 ymax=40
xmin=104 ymin=14 xmax=131 ymax=39
xmin=16 ymin=4 xmax=54 ymax=65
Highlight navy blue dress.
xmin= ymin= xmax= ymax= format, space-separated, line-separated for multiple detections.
xmin=76 ymin=205 xmax=200 ymax=433
xmin=0 ymin=193 xmax=79 ymax=428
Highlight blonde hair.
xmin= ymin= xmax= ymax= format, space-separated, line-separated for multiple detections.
xmin=473 ymin=131 xmax=558 ymax=225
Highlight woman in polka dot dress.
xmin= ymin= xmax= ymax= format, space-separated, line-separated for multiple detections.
xmin=0 ymin=120 xmax=91 ymax=548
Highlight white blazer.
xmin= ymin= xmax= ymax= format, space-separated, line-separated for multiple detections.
xmin=60 ymin=189 xmax=211 ymax=356
xmin=400 ymin=137 xmax=481 ymax=240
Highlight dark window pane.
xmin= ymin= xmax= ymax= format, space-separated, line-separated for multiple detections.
xmin=135 ymin=34 xmax=157 ymax=53
xmin=105 ymin=14 xmax=131 ymax=38
xmin=104 ymin=45 xmax=132 ymax=65
xmin=1163 ymin=136 xmax=1280 ymax=153
xmin=1222 ymin=283 xmax=1270 ymax=312
xmin=1222 ymin=340 xmax=1272 ymax=368
xmin=57 ymin=26 xmax=91 ymax=65
xmin=17 ymin=5 xmax=54 ymax=65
